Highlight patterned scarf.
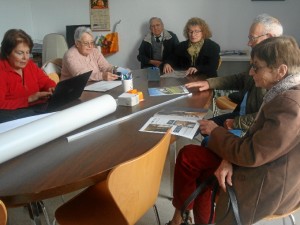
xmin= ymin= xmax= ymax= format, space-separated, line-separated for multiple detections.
xmin=187 ymin=39 xmax=204 ymax=66
xmin=264 ymin=73 xmax=300 ymax=104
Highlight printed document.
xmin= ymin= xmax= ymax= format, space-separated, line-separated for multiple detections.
xmin=139 ymin=107 xmax=207 ymax=139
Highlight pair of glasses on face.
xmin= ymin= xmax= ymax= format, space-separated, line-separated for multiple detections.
xmin=188 ymin=30 xmax=202 ymax=35
xmin=79 ymin=41 xmax=95 ymax=47
xmin=250 ymin=63 xmax=268 ymax=73
xmin=248 ymin=34 xmax=267 ymax=42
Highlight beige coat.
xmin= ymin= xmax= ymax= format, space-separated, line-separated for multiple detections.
xmin=208 ymin=83 xmax=300 ymax=225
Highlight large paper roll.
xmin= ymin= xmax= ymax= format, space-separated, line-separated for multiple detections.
xmin=0 ymin=94 xmax=117 ymax=164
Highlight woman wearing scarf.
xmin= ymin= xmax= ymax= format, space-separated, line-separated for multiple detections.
xmin=163 ymin=17 xmax=220 ymax=78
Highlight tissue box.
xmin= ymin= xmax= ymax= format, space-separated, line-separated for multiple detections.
xmin=118 ymin=93 xmax=139 ymax=106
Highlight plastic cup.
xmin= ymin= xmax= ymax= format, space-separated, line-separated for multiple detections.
xmin=122 ymin=79 xmax=133 ymax=92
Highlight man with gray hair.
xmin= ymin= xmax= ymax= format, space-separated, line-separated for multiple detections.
xmin=137 ymin=17 xmax=179 ymax=69
xmin=167 ymin=14 xmax=284 ymax=225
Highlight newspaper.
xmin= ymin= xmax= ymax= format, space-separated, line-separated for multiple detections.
xmin=139 ymin=107 xmax=207 ymax=139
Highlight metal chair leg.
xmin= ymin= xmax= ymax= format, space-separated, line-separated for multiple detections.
xmin=288 ymin=213 xmax=295 ymax=225
xmin=153 ymin=204 xmax=161 ymax=225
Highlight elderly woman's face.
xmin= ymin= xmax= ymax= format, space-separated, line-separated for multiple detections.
xmin=75 ymin=32 xmax=95 ymax=56
xmin=249 ymin=56 xmax=280 ymax=89
xmin=187 ymin=25 xmax=203 ymax=43
xmin=7 ymin=42 xmax=30 ymax=71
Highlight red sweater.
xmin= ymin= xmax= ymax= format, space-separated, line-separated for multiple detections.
xmin=0 ymin=59 xmax=56 ymax=110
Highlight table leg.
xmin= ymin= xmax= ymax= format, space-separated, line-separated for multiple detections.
xmin=27 ymin=201 xmax=51 ymax=225
xmin=27 ymin=202 xmax=42 ymax=225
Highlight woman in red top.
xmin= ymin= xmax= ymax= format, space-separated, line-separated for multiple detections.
xmin=0 ymin=29 xmax=56 ymax=122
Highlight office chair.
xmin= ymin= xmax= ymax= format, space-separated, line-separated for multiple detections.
xmin=42 ymin=33 xmax=68 ymax=64
xmin=0 ymin=200 xmax=7 ymax=225
xmin=55 ymin=131 xmax=172 ymax=225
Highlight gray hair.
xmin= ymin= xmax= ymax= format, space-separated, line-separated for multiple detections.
xmin=74 ymin=26 xmax=93 ymax=42
xmin=149 ymin=17 xmax=164 ymax=28
xmin=253 ymin=14 xmax=283 ymax=37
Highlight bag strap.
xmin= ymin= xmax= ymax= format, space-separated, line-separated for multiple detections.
xmin=180 ymin=176 xmax=217 ymax=225
xmin=226 ymin=184 xmax=243 ymax=225
xmin=180 ymin=176 xmax=243 ymax=225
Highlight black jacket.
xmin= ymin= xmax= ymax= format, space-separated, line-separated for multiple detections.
xmin=137 ymin=30 xmax=179 ymax=69
xmin=168 ymin=39 xmax=220 ymax=77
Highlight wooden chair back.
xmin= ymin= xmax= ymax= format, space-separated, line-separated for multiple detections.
xmin=55 ymin=131 xmax=171 ymax=225
xmin=107 ymin=131 xmax=171 ymax=224
xmin=0 ymin=200 xmax=7 ymax=225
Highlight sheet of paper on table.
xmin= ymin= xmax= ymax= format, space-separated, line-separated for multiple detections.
xmin=84 ymin=81 xmax=122 ymax=92
xmin=160 ymin=70 xmax=186 ymax=78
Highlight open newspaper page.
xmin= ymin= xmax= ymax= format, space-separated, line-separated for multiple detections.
xmin=139 ymin=107 xmax=207 ymax=139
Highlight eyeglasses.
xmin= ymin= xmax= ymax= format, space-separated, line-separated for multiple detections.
xmin=78 ymin=41 xmax=95 ymax=47
xmin=250 ymin=63 xmax=267 ymax=73
xmin=188 ymin=30 xmax=202 ymax=35
xmin=248 ymin=34 xmax=267 ymax=42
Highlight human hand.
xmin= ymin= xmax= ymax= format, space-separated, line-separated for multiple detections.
xmin=214 ymin=160 xmax=233 ymax=192
xmin=103 ymin=72 xmax=119 ymax=81
xmin=28 ymin=91 xmax=52 ymax=103
xmin=224 ymin=119 xmax=234 ymax=130
xmin=150 ymin=60 xmax=162 ymax=68
xmin=185 ymin=67 xmax=198 ymax=76
xmin=199 ymin=119 xmax=219 ymax=135
xmin=185 ymin=80 xmax=209 ymax=92
xmin=48 ymin=87 xmax=55 ymax=94
xmin=163 ymin=63 xmax=174 ymax=74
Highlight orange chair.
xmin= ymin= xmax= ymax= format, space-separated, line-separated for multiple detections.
xmin=0 ymin=200 xmax=7 ymax=225
xmin=55 ymin=131 xmax=171 ymax=225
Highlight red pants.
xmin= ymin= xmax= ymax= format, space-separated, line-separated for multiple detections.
xmin=172 ymin=144 xmax=221 ymax=224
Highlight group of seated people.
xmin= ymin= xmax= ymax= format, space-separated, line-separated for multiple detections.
xmin=1 ymin=12 xmax=300 ymax=225
xmin=137 ymin=16 xmax=220 ymax=77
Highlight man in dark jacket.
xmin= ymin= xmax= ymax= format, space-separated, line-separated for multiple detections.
xmin=137 ymin=17 xmax=179 ymax=70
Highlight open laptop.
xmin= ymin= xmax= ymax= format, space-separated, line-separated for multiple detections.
xmin=35 ymin=70 xmax=92 ymax=113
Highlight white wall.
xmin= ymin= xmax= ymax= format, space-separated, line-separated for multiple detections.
xmin=1 ymin=0 xmax=300 ymax=69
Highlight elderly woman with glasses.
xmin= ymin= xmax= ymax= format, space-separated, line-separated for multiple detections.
xmin=167 ymin=36 xmax=300 ymax=225
xmin=61 ymin=26 xmax=119 ymax=81
xmin=163 ymin=17 xmax=220 ymax=77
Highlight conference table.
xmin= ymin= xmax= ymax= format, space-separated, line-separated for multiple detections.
xmin=0 ymin=69 xmax=213 ymax=224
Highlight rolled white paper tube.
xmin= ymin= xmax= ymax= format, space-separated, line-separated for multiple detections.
xmin=0 ymin=94 xmax=117 ymax=164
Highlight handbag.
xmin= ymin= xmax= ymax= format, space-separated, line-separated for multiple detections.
xmin=180 ymin=175 xmax=243 ymax=225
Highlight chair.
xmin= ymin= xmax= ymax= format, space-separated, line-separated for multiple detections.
xmin=0 ymin=200 xmax=7 ymax=225
xmin=55 ymin=131 xmax=172 ymax=225
xmin=215 ymin=96 xmax=237 ymax=111
xmin=264 ymin=210 xmax=298 ymax=225
xmin=42 ymin=33 xmax=68 ymax=64
xmin=42 ymin=58 xmax=63 ymax=84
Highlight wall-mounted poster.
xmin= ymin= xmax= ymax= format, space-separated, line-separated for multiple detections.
xmin=90 ymin=0 xmax=110 ymax=31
